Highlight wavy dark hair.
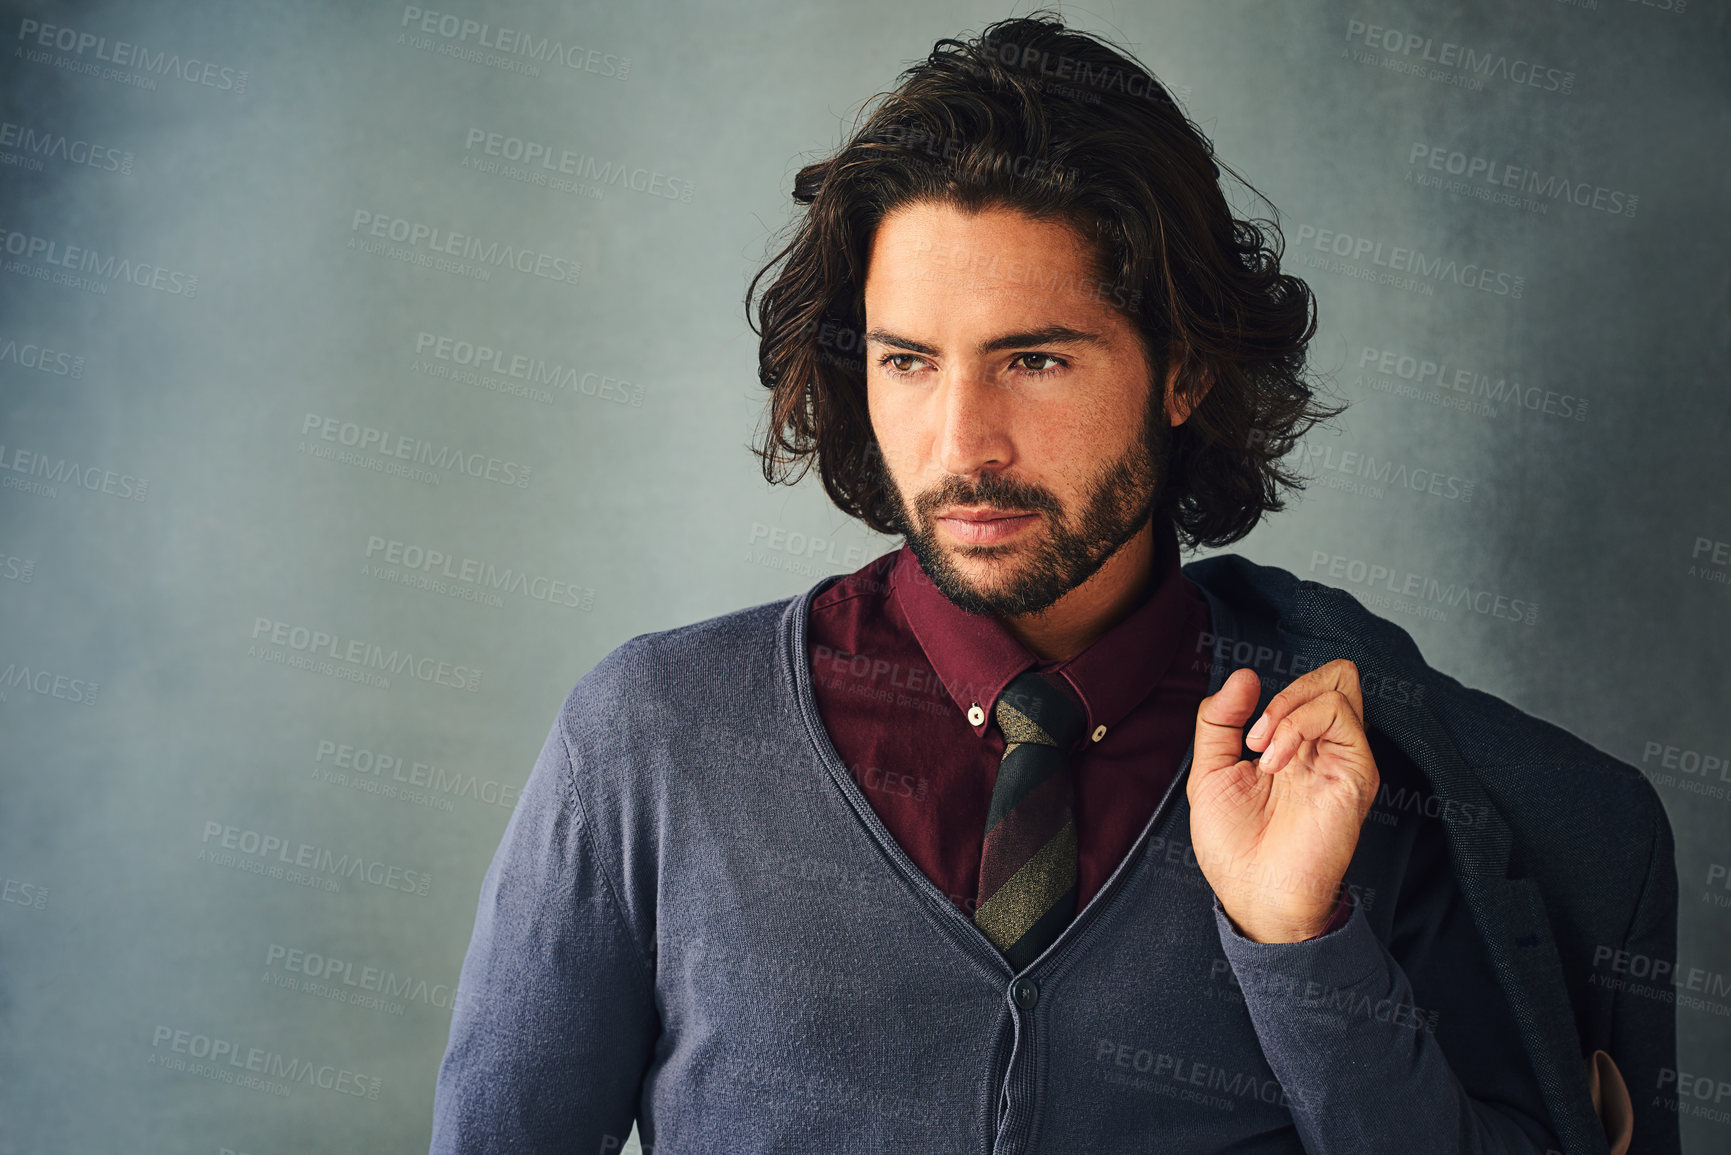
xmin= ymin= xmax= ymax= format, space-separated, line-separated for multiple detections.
xmin=746 ymin=11 xmax=1343 ymax=549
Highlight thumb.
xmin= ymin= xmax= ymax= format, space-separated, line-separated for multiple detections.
xmin=1192 ymin=667 xmax=1262 ymax=776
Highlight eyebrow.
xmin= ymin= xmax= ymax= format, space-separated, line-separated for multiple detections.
xmin=864 ymin=325 xmax=1107 ymax=356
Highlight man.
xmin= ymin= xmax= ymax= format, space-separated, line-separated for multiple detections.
xmin=429 ymin=15 xmax=1674 ymax=1154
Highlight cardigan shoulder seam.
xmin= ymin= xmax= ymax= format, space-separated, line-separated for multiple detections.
xmin=556 ymin=718 xmax=657 ymax=978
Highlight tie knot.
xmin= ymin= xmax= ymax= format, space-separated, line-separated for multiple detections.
xmin=993 ymin=669 xmax=1086 ymax=751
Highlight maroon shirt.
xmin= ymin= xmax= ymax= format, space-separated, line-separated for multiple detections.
xmin=806 ymin=516 xmax=1351 ymax=937
xmin=806 ymin=516 xmax=1214 ymax=918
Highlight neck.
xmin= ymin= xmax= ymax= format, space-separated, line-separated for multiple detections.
xmin=999 ymin=520 xmax=1157 ymax=662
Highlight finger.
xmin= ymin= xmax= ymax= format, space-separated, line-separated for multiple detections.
xmin=1245 ymin=658 xmax=1363 ymax=753
xmin=1192 ymin=667 xmax=1262 ymax=776
xmin=1258 ymin=690 xmax=1365 ymax=778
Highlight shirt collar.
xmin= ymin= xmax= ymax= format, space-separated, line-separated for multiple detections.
xmin=890 ymin=517 xmax=1196 ymax=749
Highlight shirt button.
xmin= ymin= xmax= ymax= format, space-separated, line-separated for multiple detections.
xmin=1091 ymin=724 xmax=1107 ymax=742
xmin=1012 ymin=978 xmax=1039 ymax=1010
xmin=968 ymin=703 xmax=985 ymax=727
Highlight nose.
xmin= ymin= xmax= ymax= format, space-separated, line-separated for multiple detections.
xmin=934 ymin=364 xmax=1015 ymax=479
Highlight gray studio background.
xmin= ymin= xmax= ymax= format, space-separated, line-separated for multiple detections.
xmin=1 ymin=0 xmax=1726 ymax=1151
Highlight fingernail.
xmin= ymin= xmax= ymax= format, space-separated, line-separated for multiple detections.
xmin=1247 ymin=714 xmax=1269 ymax=744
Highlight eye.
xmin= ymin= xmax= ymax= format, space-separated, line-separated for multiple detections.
xmin=877 ymin=352 xmax=927 ymax=376
xmin=1013 ymin=352 xmax=1066 ymax=375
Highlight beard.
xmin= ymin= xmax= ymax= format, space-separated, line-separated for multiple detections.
xmin=877 ymin=384 xmax=1170 ymax=618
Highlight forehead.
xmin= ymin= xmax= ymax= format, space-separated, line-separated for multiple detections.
xmin=864 ymin=201 xmax=1118 ymax=325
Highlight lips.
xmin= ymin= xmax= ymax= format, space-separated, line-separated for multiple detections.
xmin=939 ymin=508 xmax=1032 ymax=522
xmin=935 ymin=508 xmax=1038 ymax=544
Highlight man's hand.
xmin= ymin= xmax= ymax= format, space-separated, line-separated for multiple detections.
xmin=1187 ymin=660 xmax=1380 ymax=943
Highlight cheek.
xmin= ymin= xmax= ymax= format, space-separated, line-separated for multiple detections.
xmin=1029 ymin=412 xmax=1095 ymax=470
xmin=864 ymin=381 xmax=887 ymax=435
xmin=866 ymin=386 xmax=922 ymax=465
xmin=864 ymin=387 xmax=890 ymax=461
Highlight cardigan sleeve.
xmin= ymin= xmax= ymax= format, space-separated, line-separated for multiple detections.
xmin=428 ymin=711 xmax=659 ymax=1154
xmin=1214 ymin=895 xmax=1557 ymax=1154
xmin=1212 ymin=803 xmax=1562 ymax=1154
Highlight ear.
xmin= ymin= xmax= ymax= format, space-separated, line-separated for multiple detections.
xmin=1164 ymin=359 xmax=1212 ymax=427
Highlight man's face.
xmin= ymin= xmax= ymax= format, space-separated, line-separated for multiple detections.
xmin=862 ymin=200 xmax=1184 ymax=618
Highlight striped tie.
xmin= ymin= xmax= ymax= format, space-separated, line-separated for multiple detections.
xmin=973 ymin=669 xmax=1086 ymax=971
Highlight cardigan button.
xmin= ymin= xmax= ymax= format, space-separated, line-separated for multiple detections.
xmin=1012 ymin=978 xmax=1039 ymax=1010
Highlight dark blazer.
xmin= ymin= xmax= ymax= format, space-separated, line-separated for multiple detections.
xmin=1186 ymin=553 xmax=1679 ymax=1155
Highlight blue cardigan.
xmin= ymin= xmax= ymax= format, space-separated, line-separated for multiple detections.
xmin=428 ymin=554 xmax=1677 ymax=1154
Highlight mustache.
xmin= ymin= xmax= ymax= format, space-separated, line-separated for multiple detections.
xmin=913 ymin=477 xmax=1059 ymax=519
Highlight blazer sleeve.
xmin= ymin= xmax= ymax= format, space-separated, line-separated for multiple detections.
xmin=428 ymin=712 xmax=659 ymax=1153
xmin=1609 ymin=800 xmax=1681 ymax=1155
